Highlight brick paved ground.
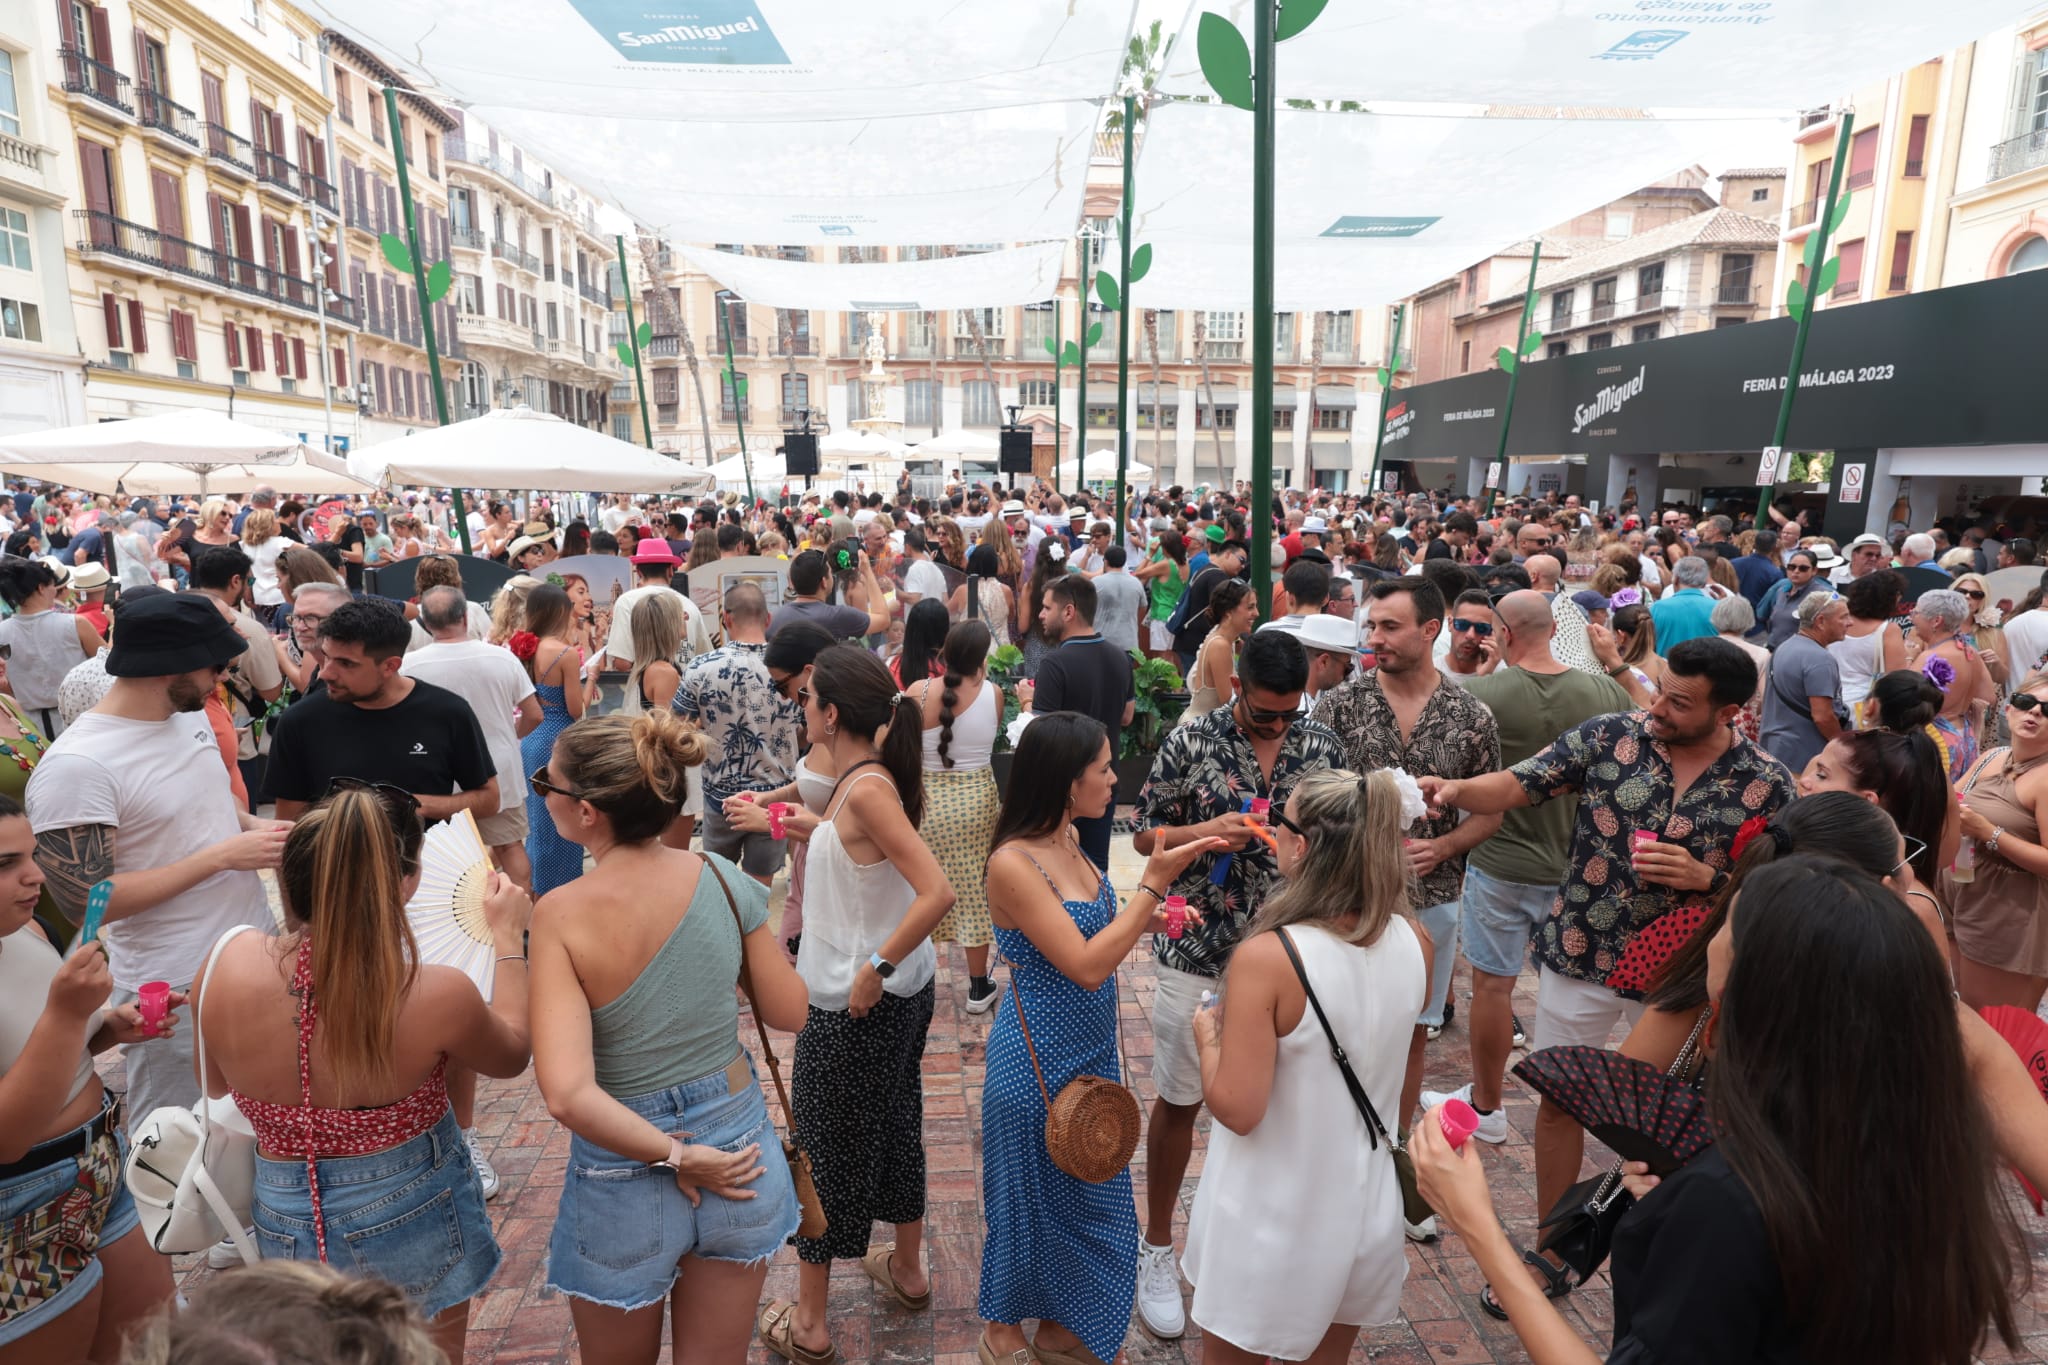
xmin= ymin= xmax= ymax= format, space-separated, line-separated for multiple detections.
xmin=150 ymin=836 xmax=2048 ymax=1364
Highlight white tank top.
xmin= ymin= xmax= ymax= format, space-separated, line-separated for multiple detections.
xmin=921 ymin=681 xmax=999 ymax=772
xmin=796 ymin=769 xmax=936 ymax=1010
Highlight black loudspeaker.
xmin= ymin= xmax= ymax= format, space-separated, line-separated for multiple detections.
xmin=784 ymin=432 xmax=820 ymax=476
xmin=999 ymin=428 xmax=1034 ymax=474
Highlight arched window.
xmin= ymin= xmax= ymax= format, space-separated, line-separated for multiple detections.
xmin=2008 ymin=234 xmax=2048 ymax=275
xmin=461 ymin=360 xmax=489 ymax=413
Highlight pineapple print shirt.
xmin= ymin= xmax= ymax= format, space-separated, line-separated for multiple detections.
xmin=1511 ymin=712 xmax=1793 ymax=993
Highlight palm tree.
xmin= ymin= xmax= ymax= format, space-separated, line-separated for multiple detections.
xmin=1194 ymin=314 xmax=1224 ymax=475
xmin=1145 ymin=308 xmax=1165 ymax=485
xmin=632 ymin=234 xmax=716 ymax=464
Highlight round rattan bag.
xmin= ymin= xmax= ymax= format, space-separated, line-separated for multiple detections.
xmin=1007 ymin=962 xmax=1140 ymax=1182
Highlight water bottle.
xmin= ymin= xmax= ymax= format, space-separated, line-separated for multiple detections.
xmin=1952 ymin=837 xmax=1977 ymax=884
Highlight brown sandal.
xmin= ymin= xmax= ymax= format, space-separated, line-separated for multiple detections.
xmin=1029 ymin=1337 xmax=1106 ymax=1365
xmin=861 ymin=1241 xmax=932 ymax=1311
xmin=979 ymin=1331 xmax=1034 ymax=1365
xmin=758 ymin=1299 xmax=837 ymax=1365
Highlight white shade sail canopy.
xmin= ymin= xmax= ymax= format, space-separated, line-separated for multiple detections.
xmin=1160 ymin=0 xmax=2040 ymax=107
xmin=2 ymin=447 xmax=377 ymax=498
xmin=817 ymin=430 xmax=912 ymax=461
xmin=1130 ymin=102 xmax=1789 ymax=311
xmin=316 ymin=0 xmax=1135 ymax=244
xmin=0 ymin=408 xmax=311 ymax=468
xmin=349 ymin=406 xmax=715 ymax=494
xmin=677 ymin=242 xmax=1068 ymax=311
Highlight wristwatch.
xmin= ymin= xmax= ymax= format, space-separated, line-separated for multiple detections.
xmin=650 ymin=1135 xmax=684 ymax=1173
xmin=867 ymin=951 xmax=896 ymax=979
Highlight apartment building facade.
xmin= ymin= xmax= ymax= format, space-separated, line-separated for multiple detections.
xmin=0 ymin=25 xmax=87 ymax=435
xmin=446 ymin=116 xmax=617 ymax=432
xmin=43 ymin=0 xmax=361 ymax=439
xmin=629 ymin=135 xmax=1399 ymax=492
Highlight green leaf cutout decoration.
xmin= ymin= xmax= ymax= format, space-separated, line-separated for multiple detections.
xmin=1095 ymin=270 xmax=1121 ymax=312
xmin=1375 ymin=367 xmax=1390 ymax=388
xmin=1495 ymin=346 xmax=1518 ymax=373
xmin=379 ymin=233 xmax=412 ymax=273
xmin=1813 ymin=256 xmax=1841 ymax=297
xmin=424 ymin=260 xmax=452 ymax=303
xmin=1274 ymin=0 xmax=1329 ymax=42
xmin=1519 ymin=331 xmax=1544 ymax=357
xmin=1084 ymin=321 xmax=1104 ymax=347
xmin=1785 ymin=278 xmax=1808 ymax=320
xmin=1196 ymin=12 xmax=1255 ymax=110
xmin=1060 ymin=340 xmax=1082 ymax=366
xmin=1129 ymin=243 xmax=1152 ymax=284
xmin=732 ymin=375 xmax=748 ymax=400
xmin=616 ymin=341 xmax=635 ymax=367
xmin=636 ymin=321 xmax=653 ymax=348
xmin=1044 ymin=337 xmax=1059 ymax=358
xmin=1827 ymin=192 xmax=1852 ymax=233
xmin=1802 ymin=229 xmax=1826 ymax=271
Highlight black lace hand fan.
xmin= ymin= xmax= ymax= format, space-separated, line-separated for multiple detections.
xmin=1511 ymin=1045 xmax=1714 ymax=1176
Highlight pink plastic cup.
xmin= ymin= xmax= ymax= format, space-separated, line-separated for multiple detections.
xmin=1164 ymin=894 xmax=1188 ymax=940
xmin=1248 ymin=798 xmax=1271 ymax=819
xmin=1439 ymin=1098 xmax=1481 ymax=1149
xmin=766 ymin=801 xmax=790 ymax=839
xmin=1631 ymin=830 xmax=1659 ymax=860
xmin=137 ymin=981 xmax=170 ymax=1035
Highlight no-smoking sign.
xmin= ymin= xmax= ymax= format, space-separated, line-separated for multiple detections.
xmin=1840 ymin=463 xmax=1867 ymax=504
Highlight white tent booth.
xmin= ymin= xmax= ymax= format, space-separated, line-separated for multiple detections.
xmin=350 ymin=407 xmax=715 ymax=496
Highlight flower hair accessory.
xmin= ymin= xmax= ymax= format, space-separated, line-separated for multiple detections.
xmin=1922 ymin=654 xmax=1956 ymax=694
xmin=507 ymin=631 xmax=540 ymax=663
xmin=1043 ymin=540 xmax=1067 ymax=563
xmin=1730 ymin=815 xmax=1770 ymax=861
xmin=1375 ymin=768 xmax=1430 ymax=828
xmin=1608 ymin=587 xmax=1644 ymax=610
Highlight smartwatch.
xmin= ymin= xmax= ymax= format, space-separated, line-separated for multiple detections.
xmin=867 ymin=951 xmax=896 ymax=979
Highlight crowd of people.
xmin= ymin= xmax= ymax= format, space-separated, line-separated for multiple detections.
xmin=2 ymin=468 xmax=2047 ymax=1365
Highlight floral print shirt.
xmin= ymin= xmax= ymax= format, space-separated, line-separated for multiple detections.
xmin=1309 ymin=670 xmax=1501 ymax=909
xmin=1133 ymin=704 xmax=1345 ymax=977
xmin=1512 ymin=711 xmax=1794 ymax=995
xmin=671 ymin=639 xmax=800 ymax=801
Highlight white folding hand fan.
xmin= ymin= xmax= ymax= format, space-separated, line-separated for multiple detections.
xmin=404 ymin=809 xmax=499 ymax=1000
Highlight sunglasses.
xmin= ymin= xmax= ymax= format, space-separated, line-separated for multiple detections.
xmin=1449 ymin=618 xmax=1496 ymax=637
xmin=2010 ymin=694 xmax=2046 ymax=713
xmin=1961 ymin=589 xmax=1986 ymax=601
xmin=324 ymin=777 xmax=422 ymax=822
xmin=529 ymin=764 xmax=584 ymax=801
xmin=1889 ymin=834 xmax=1929 ymax=878
xmin=1236 ymin=698 xmax=1297 ymax=725
xmin=1273 ymin=807 xmax=1306 ymax=839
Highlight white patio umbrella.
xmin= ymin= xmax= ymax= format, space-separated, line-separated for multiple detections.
xmin=910 ymin=427 xmax=1002 ymax=459
xmin=2 ymin=443 xmax=376 ymax=497
xmin=706 ymin=450 xmax=788 ymax=484
xmin=0 ymin=409 xmax=315 ymax=496
xmin=818 ymin=429 xmax=911 ymax=462
xmin=1057 ymin=448 xmax=1152 ymax=483
xmin=350 ymin=406 xmax=712 ymax=495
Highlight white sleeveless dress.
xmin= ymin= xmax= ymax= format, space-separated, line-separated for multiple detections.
xmin=1182 ymin=919 xmax=1425 ymax=1357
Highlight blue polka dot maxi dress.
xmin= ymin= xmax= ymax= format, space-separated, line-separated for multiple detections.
xmin=977 ymin=857 xmax=1138 ymax=1360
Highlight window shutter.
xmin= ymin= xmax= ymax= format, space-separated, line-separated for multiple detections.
xmin=293 ymin=337 xmax=307 ymax=379
xmin=225 ymin=322 xmax=241 ymax=367
xmin=77 ymin=139 xmax=113 ymax=218
xmin=149 ymin=168 xmax=183 ymax=234
xmin=204 ymin=191 xmax=226 ymax=253
xmin=331 ymin=346 xmax=346 ymax=385
xmin=248 ymin=98 xmax=265 ymax=156
xmin=102 ymin=293 xmax=123 ymax=349
xmin=282 ymin=225 xmax=299 ymax=278
xmin=127 ymin=299 xmax=146 ymax=352
xmin=171 ymin=310 xmax=195 ymax=361
xmin=87 ymin=7 xmax=115 ymax=78
xmin=56 ymin=0 xmax=80 ymax=46
xmin=246 ymin=325 xmax=263 ymax=371
xmin=271 ymin=332 xmax=287 ymax=374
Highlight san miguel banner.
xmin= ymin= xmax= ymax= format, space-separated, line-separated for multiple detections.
xmin=1384 ymin=269 xmax=2048 ymax=461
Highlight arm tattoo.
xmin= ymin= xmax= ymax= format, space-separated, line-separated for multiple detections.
xmin=36 ymin=824 xmax=115 ymax=922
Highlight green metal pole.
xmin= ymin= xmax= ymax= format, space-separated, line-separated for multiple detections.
xmin=716 ymin=293 xmax=755 ymax=506
xmin=614 ymin=235 xmax=655 ymax=450
xmin=1115 ymin=92 xmax=1135 ymax=539
xmin=1248 ymin=0 xmax=1276 ymax=618
xmin=1050 ymin=298 xmax=1062 ymax=495
xmin=1757 ymin=114 xmax=1855 ymax=531
xmin=1364 ymin=304 xmax=1405 ymax=495
xmin=382 ymin=85 xmax=469 ymax=553
xmin=1076 ymin=235 xmax=1089 ymax=499
xmin=1477 ymin=240 xmax=1542 ymax=514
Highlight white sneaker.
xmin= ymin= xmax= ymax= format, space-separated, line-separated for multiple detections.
xmin=207 ymin=1230 xmax=253 ymax=1268
xmin=1420 ymin=1083 xmax=1510 ymax=1145
xmin=1404 ymin=1214 xmax=1439 ymax=1243
xmin=465 ymin=1129 xmax=501 ymax=1201
xmin=965 ymin=978 xmax=1002 ymax=1015
xmin=1134 ymin=1240 xmax=1185 ymax=1339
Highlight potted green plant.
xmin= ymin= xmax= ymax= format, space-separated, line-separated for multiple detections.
xmin=986 ymin=647 xmax=1187 ymax=799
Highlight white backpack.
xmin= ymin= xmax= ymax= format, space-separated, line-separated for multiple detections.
xmin=123 ymin=924 xmax=260 ymax=1265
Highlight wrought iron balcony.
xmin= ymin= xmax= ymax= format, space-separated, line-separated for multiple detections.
xmin=1715 ymin=281 xmax=1760 ymax=307
xmin=775 ymin=338 xmax=815 ymax=356
xmin=491 ymin=239 xmax=541 ymax=275
xmin=451 ymin=227 xmax=486 ymax=251
xmin=59 ymin=49 xmax=132 ymax=116
xmin=579 ymin=281 xmax=609 ymax=307
xmin=1990 ymin=129 xmax=2048 ymax=182
xmin=255 ymin=148 xmax=299 ymax=196
xmin=645 ymin=336 xmax=681 ymax=359
xmin=73 ymin=210 xmax=323 ymax=315
xmin=446 ymin=137 xmax=555 ymax=207
xmin=205 ymin=122 xmax=254 ymax=177
xmin=137 ymin=87 xmax=198 ymax=146
xmin=301 ymin=170 xmax=337 ymax=213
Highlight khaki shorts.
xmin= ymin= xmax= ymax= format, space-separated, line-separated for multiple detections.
xmin=476 ymin=804 xmax=530 ymax=848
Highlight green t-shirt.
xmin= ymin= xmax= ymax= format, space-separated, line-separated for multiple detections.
xmin=1462 ymin=665 xmax=1634 ymax=886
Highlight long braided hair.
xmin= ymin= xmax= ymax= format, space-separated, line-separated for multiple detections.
xmin=936 ymin=620 xmax=993 ymax=769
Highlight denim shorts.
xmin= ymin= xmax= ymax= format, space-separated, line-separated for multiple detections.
xmin=546 ymin=1055 xmax=798 ymax=1310
xmin=0 ymin=1104 xmax=139 ymax=1348
xmin=252 ymin=1109 xmax=499 ymax=1321
xmin=1460 ymin=864 xmax=1557 ymax=979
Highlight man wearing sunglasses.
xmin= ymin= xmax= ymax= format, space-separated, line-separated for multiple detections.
xmin=1128 ymin=631 xmax=1344 ymax=1335
xmin=1440 ymin=590 xmax=1499 ymax=688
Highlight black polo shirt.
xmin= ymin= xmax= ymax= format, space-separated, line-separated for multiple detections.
xmin=1034 ymin=633 xmax=1134 ymax=755
xmin=263 ymin=678 xmax=494 ymax=808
